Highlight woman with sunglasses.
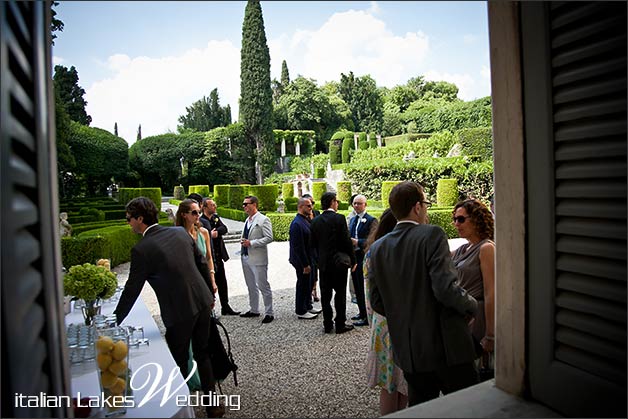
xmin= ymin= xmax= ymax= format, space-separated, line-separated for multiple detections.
xmin=175 ymin=199 xmax=218 ymax=392
xmin=451 ymin=199 xmax=495 ymax=361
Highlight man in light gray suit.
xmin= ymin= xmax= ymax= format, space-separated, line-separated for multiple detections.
xmin=239 ymin=195 xmax=275 ymax=324
xmin=369 ymin=181 xmax=479 ymax=406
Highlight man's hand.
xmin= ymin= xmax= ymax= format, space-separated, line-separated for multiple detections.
xmin=211 ymin=228 xmax=218 ymax=239
xmin=303 ymin=265 xmax=311 ymax=274
xmin=351 ymin=238 xmax=358 ymax=246
xmin=241 ymin=238 xmax=251 ymax=247
xmin=351 ymin=264 xmax=357 ymax=272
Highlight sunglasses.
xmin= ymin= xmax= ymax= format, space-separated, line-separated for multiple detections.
xmin=242 ymin=202 xmax=251 ymax=207
xmin=453 ymin=215 xmax=471 ymax=224
xmin=188 ymin=210 xmax=201 ymax=216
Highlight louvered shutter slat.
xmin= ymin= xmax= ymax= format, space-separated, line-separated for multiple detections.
xmin=556 ymin=236 xmax=625 ymax=260
xmin=556 ymin=291 xmax=626 ymax=323
xmin=556 ymin=218 xmax=626 ymax=241
xmin=553 ymin=57 xmax=627 ymax=87
xmin=555 ymin=179 xmax=626 ymax=198
xmin=556 ymin=199 xmax=625 ymax=219
xmin=555 ymin=137 xmax=626 ymax=160
xmin=556 ymin=310 xmax=626 ymax=343
xmin=555 ymin=346 xmax=625 ymax=385
xmin=556 ymin=254 xmax=625 ymax=281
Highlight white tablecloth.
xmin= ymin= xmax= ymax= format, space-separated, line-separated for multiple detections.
xmin=66 ymin=299 xmax=195 ymax=418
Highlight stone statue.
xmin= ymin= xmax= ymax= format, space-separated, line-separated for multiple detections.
xmin=403 ymin=150 xmax=416 ymax=161
xmin=446 ymin=143 xmax=463 ymax=157
xmin=59 ymin=212 xmax=72 ymax=237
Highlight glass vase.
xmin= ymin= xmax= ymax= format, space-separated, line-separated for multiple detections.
xmin=81 ymin=299 xmax=102 ymax=326
xmin=94 ymin=326 xmax=131 ymax=417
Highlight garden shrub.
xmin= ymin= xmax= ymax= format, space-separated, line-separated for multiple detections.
xmin=249 ymin=184 xmax=279 ymax=212
xmin=117 ymin=187 xmax=162 ymax=211
xmin=174 ymin=185 xmax=186 ymax=200
xmin=284 ymin=196 xmax=298 ymax=212
xmin=311 ymin=182 xmax=327 ymax=202
xmin=188 ymin=185 xmax=210 ymax=197
xmin=314 ymin=167 xmax=326 ymax=178
xmin=383 ymin=133 xmax=431 ymax=146
xmin=282 ymin=183 xmax=294 ymax=199
xmin=213 ymin=185 xmax=230 ymax=206
xmin=169 ymin=198 xmax=182 ymax=206
xmin=352 ymin=131 xmax=455 ymax=164
xmin=229 ymin=185 xmax=247 ymax=209
xmin=368 ymin=133 xmax=378 ymax=148
xmin=329 ymin=140 xmax=342 ymax=165
xmin=61 ymin=236 xmax=108 ymax=269
xmin=358 ymin=139 xmax=369 ymax=150
xmin=267 ymin=213 xmax=294 ymax=241
xmin=457 ymin=127 xmax=493 ymax=160
xmin=428 ymin=208 xmax=457 ymax=239
xmin=437 ymin=178 xmax=459 ymax=207
xmin=336 ymin=181 xmax=352 ymax=202
xmin=216 ymin=207 xmax=247 ymax=222
xmin=381 ymin=181 xmax=402 ymax=208
xmin=103 ymin=209 xmax=126 ymax=221
xmin=341 ymin=138 xmax=353 ymax=164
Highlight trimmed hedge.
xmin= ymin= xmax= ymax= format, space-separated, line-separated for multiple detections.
xmin=329 ymin=139 xmax=342 ymax=165
xmin=217 ymin=207 xmax=247 ymax=222
xmin=213 ymin=185 xmax=230 ymax=206
xmin=381 ymin=181 xmax=402 ymax=208
xmin=267 ymin=213 xmax=294 ymax=241
xmin=336 ymin=181 xmax=352 ymax=202
xmin=229 ymin=185 xmax=248 ymax=209
xmin=311 ymin=182 xmax=327 ymax=202
xmin=457 ymin=127 xmax=493 ymax=160
xmin=174 ymin=185 xmax=186 ymax=200
xmin=249 ymin=184 xmax=279 ymax=212
xmin=437 ymin=178 xmax=459 ymax=207
xmin=314 ymin=167 xmax=325 ymax=178
xmin=118 ymin=187 xmax=162 ymax=211
xmin=428 ymin=208 xmax=457 ymax=239
xmin=189 ymin=185 xmax=210 ymax=197
xmin=282 ymin=183 xmax=294 ymax=199
xmin=368 ymin=133 xmax=378 ymax=148
xmin=341 ymin=138 xmax=353 ymax=164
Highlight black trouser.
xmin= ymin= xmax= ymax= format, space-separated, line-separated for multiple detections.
xmin=165 ymin=306 xmax=215 ymax=393
xmin=214 ymin=258 xmax=231 ymax=311
xmin=350 ymin=251 xmax=367 ymax=319
xmin=294 ymin=266 xmax=313 ymax=315
xmin=404 ymin=362 xmax=479 ymax=406
xmin=319 ymin=267 xmax=348 ymax=330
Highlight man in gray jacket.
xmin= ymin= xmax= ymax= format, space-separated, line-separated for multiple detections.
xmin=369 ymin=181 xmax=479 ymax=406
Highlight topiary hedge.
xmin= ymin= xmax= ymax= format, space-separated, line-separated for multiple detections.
xmin=249 ymin=184 xmax=279 ymax=212
xmin=341 ymin=138 xmax=353 ymax=164
xmin=214 ymin=184 xmax=230 ymax=207
xmin=457 ymin=127 xmax=493 ymax=161
xmin=437 ymin=178 xmax=459 ymax=207
xmin=336 ymin=181 xmax=352 ymax=202
xmin=173 ymin=185 xmax=186 ymax=200
xmin=314 ymin=167 xmax=326 ymax=178
xmin=381 ymin=181 xmax=402 ymax=208
xmin=229 ymin=185 xmax=248 ymax=209
xmin=282 ymin=183 xmax=294 ymax=199
xmin=428 ymin=208 xmax=457 ymax=239
xmin=217 ymin=207 xmax=247 ymax=222
xmin=329 ymin=139 xmax=342 ymax=164
xmin=118 ymin=187 xmax=162 ymax=211
xmin=188 ymin=185 xmax=210 ymax=197
xmin=311 ymin=182 xmax=327 ymax=202
xmin=267 ymin=213 xmax=294 ymax=241
xmin=368 ymin=133 xmax=378 ymax=148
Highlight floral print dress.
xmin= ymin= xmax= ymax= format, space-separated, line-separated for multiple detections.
xmin=363 ymin=251 xmax=408 ymax=395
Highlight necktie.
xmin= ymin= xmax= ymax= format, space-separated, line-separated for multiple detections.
xmin=242 ymin=220 xmax=251 ymax=256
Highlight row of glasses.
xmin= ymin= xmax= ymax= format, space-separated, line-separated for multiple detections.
xmin=67 ymin=323 xmax=96 ymax=364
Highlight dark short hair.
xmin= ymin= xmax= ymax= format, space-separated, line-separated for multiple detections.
xmin=187 ymin=193 xmax=203 ymax=205
xmin=388 ymin=181 xmax=425 ymax=220
xmin=126 ymin=197 xmax=159 ymax=226
xmin=320 ymin=192 xmax=336 ymax=210
xmin=244 ymin=195 xmax=258 ymax=206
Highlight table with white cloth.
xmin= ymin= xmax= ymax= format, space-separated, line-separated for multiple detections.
xmin=66 ymin=298 xmax=195 ymax=418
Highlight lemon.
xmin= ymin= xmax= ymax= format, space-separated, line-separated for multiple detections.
xmin=108 ymin=359 xmax=127 ymax=376
xmin=109 ymin=377 xmax=126 ymax=394
xmin=111 ymin=340 xmax=128 ymax=361
xmin=97 ymin=353 xmax=113 ymax=370
xmin=96 ymin=336 xmax=114 ymax=354
xmin=100 ymin=371 xmax=117 ymax=388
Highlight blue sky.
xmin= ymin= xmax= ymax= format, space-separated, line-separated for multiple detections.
xmin=53 ymin=1 xmax=490 ymax=144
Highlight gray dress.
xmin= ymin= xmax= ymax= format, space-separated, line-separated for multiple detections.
xmin=452 ymin=239 xmax=493 ymax=348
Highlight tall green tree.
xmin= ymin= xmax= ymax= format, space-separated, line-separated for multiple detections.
xmin=53 ymin=65 xmax=92 ymax=125
xmin=137 ymin=124 xmax=142 ymax=141
xmin=280 ymin=60 xmax=290 ymax=86
xmin=239 ymin=0 xmax=274 ymax=184
xmin=55 ymin=89 xmax=76 ymax=198
xmin=272 ymin=60 xmax=291 ymax=105
xmin=114 ymin=122 xmax=118 ymax=137
xmin=338 ymin=71 xmax=384 ymax=133
xmin=51 ymin=1 xmax=64 ymax=45
xmin=178 ymin=88 xmax=231 ymax=132
xmin=422 ymin=80 xmax=459 ymax=101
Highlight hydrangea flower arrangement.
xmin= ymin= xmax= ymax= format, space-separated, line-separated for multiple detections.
xmin=63 ymin=263 xmax=117 ymax=301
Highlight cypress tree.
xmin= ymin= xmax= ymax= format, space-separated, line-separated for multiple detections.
xmin=114 ymin=122 xmax=118 ymax=137
xmin=280 ymin=60 xmax=290 ymax=86
xmin=137 ymin=124 xmax=142 ymax=141
xmin=239 ymin=0 xmax=274 ymax=184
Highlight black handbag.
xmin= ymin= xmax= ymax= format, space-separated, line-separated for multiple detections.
xmin=333 ymin=251 xmax=352 ymax=269
xmin=208 ymin=315 xmax=238 ymax=386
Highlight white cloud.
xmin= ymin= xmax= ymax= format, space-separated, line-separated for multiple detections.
xmin=85 ymin=40 xmax=240 ymax=145
xmin=53 ymin=56 xmax=65 ymax=66
xmin=367 ymin=1 xmax=381 ymax=15
xmin=463 ymin=34 xmax=477 ymax=44
xmin=269 ymin=9 xmax=430 ymax=88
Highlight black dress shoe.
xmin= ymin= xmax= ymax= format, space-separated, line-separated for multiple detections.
xmin=222 ymin=308 xmax=241 ymax=316
xmin=353 ymin=318 xmax=369 ymax=327
xmin=335 ymin=324 xmax=355 ymax=334
xmin=261 ymin=315 xmax=274 ymax=324
xmin=351 ymin=314 xmax=363 ymax=320
xmin=324 ymin=325 xmax=334 ymax=334
xmin=206 ymin=405 xmax=225 ymax=418
xmin=240 ymin=311 xmax=260 ymax=318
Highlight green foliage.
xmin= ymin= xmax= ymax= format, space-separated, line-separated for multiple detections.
xmin=311 ymin=182 xmax=327 ymax=202
xmin=117 ymin=188 xmax=162 ymax=211
xmin=53 ymin=65 xmax=92 ymax=125
xmin=51 ymin=1 xmax=64 ymax=45
xmin=282 ymin=183 xmax=294 ymax=199
xmin=216 ymin=207 xmax=247 ymax=222
xmin=368 ymin=133 xmax=378 ymax=148
xmin=358 ymin=139 xmax=369 ymax=150
xmin=55 ymin=88 xmax=76 ymax=199
xmin=428 ymin=208 xmax=457 ymax=239
xmin=336 ymin=181 xmax=352 ymax=202
xmin=381 ymin=181 xmax=402 ymax=208
xmin=382 ymin=133 xmax=432 ymax=147
xmin=188 ymin=185 xmax=210 ymax=197
xmin=401 ymin=97 xmax=492 ymax=134
xmin=66 ymin=121 xmax=129 ymax=196
xmin=353 ymin=131 xmax=454 ymax=164
xmin=174 ymin=185 xmax=186 ymax=200
xmin=71 ymin=220 xmax=127 ymax=236
xmin=169 ymin=199 xmax=182 ymax=206
xmin=331 ymin=131 xmax=347 ymax=140
xmin=437 ymin=178 xmax=459 ymax=207
xmin=229 ymin=185 xmax=248 ymax=209
xmin=314 ymin=167 xmax=325 ymax=178
xmin=240 ymin=0 xmax=274 ymax=182
xmin=338 ymin=71 xmax=384 ymax=133
xmin=457 ymin=127 xmax=493 ymax=160
xmin=267 ymin=213 xmax=294 ymax=241
xmin=201 ymin=123 xmax=252 ymax=185
xmin=281 ymin=60 xmax=290 ymax=86
xmin=273 ymin=129 xmax=316 ymax=156
xmin=63 ymin=263 xmax=118 ymax=300
xmin=329 ymin=139 xmax=342 ymax=164
xmin=264 ymin=171 xmax=297 ymax=185
xmin=249 ymin=184 xmax=278 ymax=212
xmin=177 ymin=88 xmax=231 ymax=132
xmin=341 ymin=138 xmax=353 ymax=164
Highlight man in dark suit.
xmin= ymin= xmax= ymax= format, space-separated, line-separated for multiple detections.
xmin=289 ymin=198 xmax=321 ymax=319
xmin=310 ymin=192 xmax=356 ymax=334
xmin=202 ymin=198 xmax=239 ymax=316
xmin=301 ymin=193 xmax=320 ymax=303
xmin=115 ymin=197 xmax=223 ymax=417
xmin=348 ymin=194 xmax=377 ymax=326
xmin=369 ymin=181 xmax=479 ymax=406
